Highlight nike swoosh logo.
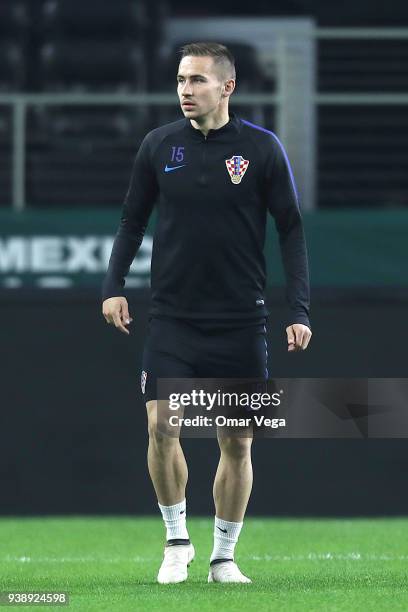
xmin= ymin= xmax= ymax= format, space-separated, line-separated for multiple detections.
xmin=216 ymin=526 xmax=228 ymax=533
xmin=164 ymin=164 xmax=186 ymax=172
xmin=179 ymin=510 xmax=185 ymax=514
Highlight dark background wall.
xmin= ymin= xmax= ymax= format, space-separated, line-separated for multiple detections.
xmin=173 ymin=0 xmax=408 ymax=25
xmin=1 ymin=289 xmax=407 ymax=516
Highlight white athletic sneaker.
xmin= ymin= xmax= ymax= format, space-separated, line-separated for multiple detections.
xmin=157 ymin=543 xmax=195 ymax=584
xmin=208 ymin=561 xmax=252 ymax=584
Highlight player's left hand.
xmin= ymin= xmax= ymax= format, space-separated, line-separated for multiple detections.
xmin=286 ymin=323 xmax=312 ymax=352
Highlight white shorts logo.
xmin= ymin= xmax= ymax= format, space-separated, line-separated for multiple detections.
xmin=141 ymin=370 xmax=147 ymax=394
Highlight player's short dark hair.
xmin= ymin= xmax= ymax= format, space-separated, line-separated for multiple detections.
xmin=179 ymin=42 xmax=236 ymax=80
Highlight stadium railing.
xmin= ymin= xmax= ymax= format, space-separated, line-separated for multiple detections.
xmin=0 ymin=28 xmax=408 ymax=211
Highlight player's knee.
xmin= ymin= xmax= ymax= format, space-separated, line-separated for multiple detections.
xmin=148 ymin=418 xmax=179 ymax=447
xmin=219 ymin=436 xmax=252 ymax=460
xmin=147 ymin=400 xmax=181 ymax=445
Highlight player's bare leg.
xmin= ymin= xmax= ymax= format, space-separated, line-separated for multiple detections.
xmin=146 ymin=400 xmax=194 ymax=584
xmin=146 ymin=400 xmax=188 ymax=505
xmin=208 ymin=426 xmax=253 ymax=583
xmin=214 ymin=430 xmax=253 ymax=521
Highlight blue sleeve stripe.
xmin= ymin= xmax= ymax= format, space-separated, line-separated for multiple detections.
xmin=241 ymin=119 xmax=300 ymax=206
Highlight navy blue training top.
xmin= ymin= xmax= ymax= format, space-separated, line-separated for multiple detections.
xmin=102 ymin=112 xmax=311 ymax=329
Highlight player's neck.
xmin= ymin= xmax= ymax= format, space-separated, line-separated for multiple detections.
xmin=190 ymin=109 xmax=230 ymax=137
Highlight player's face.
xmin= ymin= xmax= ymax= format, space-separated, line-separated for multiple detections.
xmin=177 ymin=56 xmax=227 ymax=120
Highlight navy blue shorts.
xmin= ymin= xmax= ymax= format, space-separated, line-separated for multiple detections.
xmin=141 ymin=316 xmax=269 ymax=403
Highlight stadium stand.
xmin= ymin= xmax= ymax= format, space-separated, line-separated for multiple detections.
xmin=0 ymin=2 xmax=28 ymax=206
xmin=26 ymin=0 xmax=152 ymax=206
xmin=0 ymin=2 xmax=28 ymax=47
xmin=0 ymin=42 xmax=26 ymax=93
xmin=1 ymin=1 xmax=407 ymax=208
xmin=41 ymin=0 xmax=147 ymax=39
xmin=317 ymin=38 xmax=408 ymax=207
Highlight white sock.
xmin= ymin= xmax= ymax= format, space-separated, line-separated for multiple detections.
xmin=158 ymin=499 xmax=189 ymax=541
xmin=210 ymin=516 xmax=243 ymax=563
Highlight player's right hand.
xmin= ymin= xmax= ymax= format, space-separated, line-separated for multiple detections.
xmin=102 ymin=296 xmax=133 ymax=335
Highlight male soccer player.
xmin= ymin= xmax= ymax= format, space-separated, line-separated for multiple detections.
xmin=102 ymin=42 xmax=312 ymax=584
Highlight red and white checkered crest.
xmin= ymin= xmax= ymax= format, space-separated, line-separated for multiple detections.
xmin=225 ymin=155 xmax=250 ymax=184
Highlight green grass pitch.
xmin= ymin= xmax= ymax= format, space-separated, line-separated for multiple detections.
xmin=0 ymin=517 xmax=407 ymax=611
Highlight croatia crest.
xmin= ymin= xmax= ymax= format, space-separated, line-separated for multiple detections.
xmin=225 ymin=155 xmax=249 ymax=184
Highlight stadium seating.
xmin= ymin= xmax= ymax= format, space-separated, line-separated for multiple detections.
xmin=38 ymin=40 xmax=146 ymax=92
xmin=0 ymin=105 xmax=12 ymax=206
xmin=0 ymin=42 xmax=25 ymax=93
xmin=41 ymin=0 xmax=146 ymax=39
xmin=0 ymin=2 xmax=29 ymax=205
xmin=0 ymin=1 xmax=28 ymax=42
xmin=27 ymin=143 xmax=137 ymax=207
xmin=26 ymin=0 xmax=152 ymax=206
xmin=2 ymin=1 xmax=406 ymax=209
xmin=317 ymin=38 xmax=408 ymax=207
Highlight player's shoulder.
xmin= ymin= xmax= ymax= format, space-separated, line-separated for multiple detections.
xmin=239 ymin=118 xmax=282 ymax=151
xmin=144 ymin=118 xmax=187 ymax=149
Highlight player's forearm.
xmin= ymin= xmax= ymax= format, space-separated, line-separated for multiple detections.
xmin=278 ymin=219 xmax=311 ymax=328
xmin=102 ymin=221 xmax=146 ymax=300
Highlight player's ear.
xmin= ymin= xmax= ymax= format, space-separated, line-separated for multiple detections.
xmin=222 ymin=79 xmax=235 ymax=97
